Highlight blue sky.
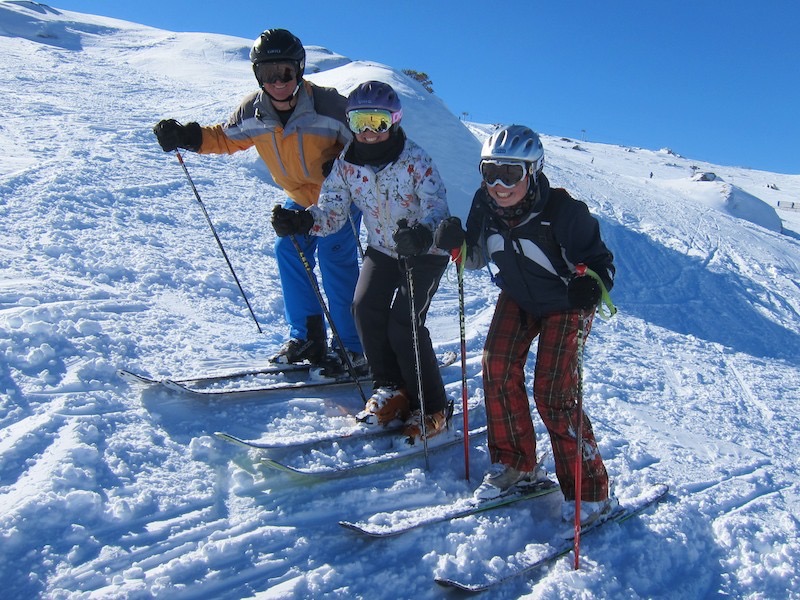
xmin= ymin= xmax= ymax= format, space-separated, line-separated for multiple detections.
xmin=51 ymin=0 xmax=798 ymax=174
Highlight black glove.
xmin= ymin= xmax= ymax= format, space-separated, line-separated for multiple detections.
xmin=434 ymin=216 xmax=466 ymax=251
xmin=567 ymin=275 xmax=602 ymax=310
xmin=271 ymin=205 xmax=314 ymax=237
xmin=394 ymin=219 xmax=433 ymax=257
xmin=153 ymin=119 xmax=202 ymax=152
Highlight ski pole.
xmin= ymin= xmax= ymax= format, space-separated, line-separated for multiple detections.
xmin=573 ymin=307 xmax=587 ymax=569
xmin=174 ymin=150 xmax=263 ymax=333
xmin=288 ymin=233 xmax=367 ymax=404
xmin=401 ymin=257 xmax=430 ymax=470
xmin=571 ymin=262 xmax=614 ymax=568
xmin=348 ymin=211 xmax=365 ymax=261
xmin=452 ymin=242 xmax=470 ymax=480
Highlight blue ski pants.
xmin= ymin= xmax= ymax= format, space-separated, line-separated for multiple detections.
xmin=274 ymin=199 xmax=363 ymax=352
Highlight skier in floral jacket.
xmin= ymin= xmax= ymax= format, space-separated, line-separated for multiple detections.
xmin=272 ymin=81 xmax=452 ymax=444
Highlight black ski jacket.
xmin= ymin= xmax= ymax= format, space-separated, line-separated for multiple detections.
xmin=463 ymin=174 xmax=615 ymax=317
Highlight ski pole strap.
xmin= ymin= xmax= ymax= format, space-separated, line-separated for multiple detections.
xmin=575 ymin=264 xmax=617 ymax=320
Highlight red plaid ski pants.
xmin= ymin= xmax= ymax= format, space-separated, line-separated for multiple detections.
xmin=482 ymin=291 xmax=609 ymax=501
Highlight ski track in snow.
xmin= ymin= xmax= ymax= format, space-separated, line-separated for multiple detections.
xmin=1 ymin=3 xmax=800 ymax=598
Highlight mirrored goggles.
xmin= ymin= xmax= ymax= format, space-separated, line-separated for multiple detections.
xmin=347 ymin=109 xmax=402 ymax=134
xmin=480 ymin=160 xmax=528 ymax=188
xmin=256 ymin=61 xmax=298 ymax=85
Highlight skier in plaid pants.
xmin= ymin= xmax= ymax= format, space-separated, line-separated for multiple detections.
xmin=434 ymin=125 xmax=616 ymax=523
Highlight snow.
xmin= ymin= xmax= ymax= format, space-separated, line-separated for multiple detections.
xmin=2 ymin=1 xmax=800 ymax=598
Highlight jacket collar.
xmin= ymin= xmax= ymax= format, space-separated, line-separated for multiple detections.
xmin=254 ymin=80 xmax=315 ymax=132
xmin=481 ymin=173 xmax=552 ymax=229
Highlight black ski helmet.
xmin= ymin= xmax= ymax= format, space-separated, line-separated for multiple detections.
xmin=250 ymin=29 xmax=306 ymax=85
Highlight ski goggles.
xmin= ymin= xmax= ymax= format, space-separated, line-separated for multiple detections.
xmin=479 ymin=160 xmax=528 ymax=188
xmin=255 ymin=61 xmax=299 ymax=85
xmin=347 ymin=109 xmax=402 ymax=134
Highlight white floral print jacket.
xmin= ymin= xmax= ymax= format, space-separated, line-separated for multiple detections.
xmin=308 ymin=137 xmax=451 ymax=258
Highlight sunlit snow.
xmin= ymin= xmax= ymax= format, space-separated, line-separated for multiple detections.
xmin=2 ymin=2 xmax=799 ymax=598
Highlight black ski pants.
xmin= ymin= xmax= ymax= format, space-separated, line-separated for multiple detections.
xmin=352 ymin=246 xmax=449 ymax=414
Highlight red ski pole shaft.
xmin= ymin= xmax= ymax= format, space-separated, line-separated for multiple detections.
xmin=573 ymin=309 xmax=586 ymax=569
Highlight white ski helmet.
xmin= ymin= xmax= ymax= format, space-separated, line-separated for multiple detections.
xmin=481 ymin=125 xmax=545 ymax=176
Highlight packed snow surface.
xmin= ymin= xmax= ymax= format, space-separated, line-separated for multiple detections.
xmin=2 ymin=2 xmax=800 ymax=598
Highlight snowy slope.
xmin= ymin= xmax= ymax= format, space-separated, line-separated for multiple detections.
xmin=1 ymin=2 xmax=800 ymax=598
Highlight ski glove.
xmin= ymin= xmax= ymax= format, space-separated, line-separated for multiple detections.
xmin=434 ymin=216 xmax=466 ymax=251
xmin=153 ymin=119 xmax=202 ymax=152
xmin=567 ymin=274 xmax=602 ymax=310
xmin=271 ymin=206 xmax=314 ymax=237
xmin=394 ymin=219 xmax=433 ymax=257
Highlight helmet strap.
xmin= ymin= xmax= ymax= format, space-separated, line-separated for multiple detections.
xmin=526 ymin=163 xmax=540 ymax=191
xmin=262 ymin=80 xmax=302 ymax=106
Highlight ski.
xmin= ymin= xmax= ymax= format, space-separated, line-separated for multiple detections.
xmin=118 ymin=361 xmax=314 ymax=387
xmin=257 ymin=425 xmax=488 ymax=479
xmin=340 ymin=479 xmax=560 ymax=538
xmin=215 ymin=399 xmax=479 ymax=453
xmin=119 ymin=351 xmax=457 ymax=398
xmin=157 ymin=371 xmax=371 ymax=398
xmin=214 ymin=422 xmax=404 ymax=453
xmin=434 ymin=483 xmax=669 ymax=592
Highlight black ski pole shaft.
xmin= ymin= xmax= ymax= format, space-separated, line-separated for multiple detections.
xmin=288 ymin=233 xmax=367 ymax=403
xmin=174 ymin=150 xmax=262 ymax=333
xmin=453 ymin=244 xmax=470 ymax=480
xmin=402 ymin=257 xmax=430 ymax=470
xmin=348 ymin=212 xmax=365 ymax=261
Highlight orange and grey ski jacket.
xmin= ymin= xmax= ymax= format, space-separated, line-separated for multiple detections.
xmin=197 ymin=81 xmax=352 ymax=208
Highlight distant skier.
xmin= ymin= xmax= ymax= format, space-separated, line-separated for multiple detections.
xmin=152 ymin=28 xmax=363 ymax=369
xmin=435 ymin=125 xmax=617 ymax=523
xmin=272 ymin=81 xmax=452 ymax=444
